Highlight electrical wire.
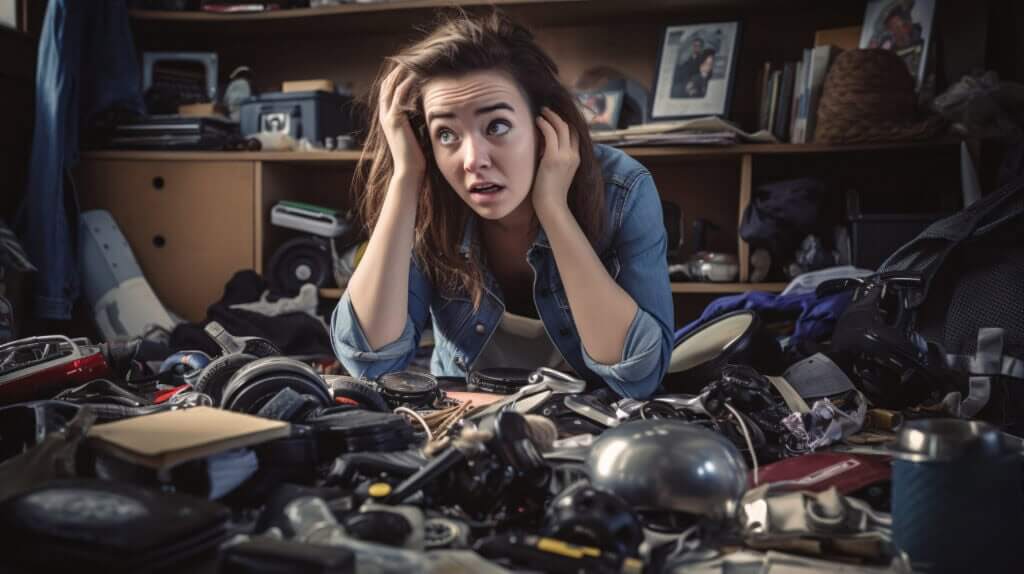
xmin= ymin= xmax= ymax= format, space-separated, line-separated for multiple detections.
xmin=394 ymin=406 xmax=433 ymax=442
xmin=724 ymin=402 xmax=759 ymax=485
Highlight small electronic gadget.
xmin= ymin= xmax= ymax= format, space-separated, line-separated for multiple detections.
xmin=142 ymin=51 xmax=218 ymax=104
xmin=271 ymin=201 xmax=351 ymax=238
xmin=0 ymin=336 xmax=111 ymax=406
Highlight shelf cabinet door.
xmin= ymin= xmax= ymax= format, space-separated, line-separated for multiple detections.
xmin=78 ymin=160 xmax=256 ymax=323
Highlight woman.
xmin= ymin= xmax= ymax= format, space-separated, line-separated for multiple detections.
xmin=331 ymin=11 xmax=673 ymax=399
xmin=684 ymin=49 xmax=716 ymax=98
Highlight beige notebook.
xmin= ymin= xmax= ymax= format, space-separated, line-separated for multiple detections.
xmin=87 ymin=407 xmax=290 ymax=471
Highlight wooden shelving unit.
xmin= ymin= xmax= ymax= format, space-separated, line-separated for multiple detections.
xmin=80 ymin=139 xmax=960 ymax=164
xmin=74 ymin=0 xmax=971 ymax=325
xmin=78 ymin=138 xmax=960 ymax=322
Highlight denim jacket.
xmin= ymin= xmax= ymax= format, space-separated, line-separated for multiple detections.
xmin=332 ymin=144 xmax=674 ymax=398
xmin=17 ymin=0 xmax=143 ymax=319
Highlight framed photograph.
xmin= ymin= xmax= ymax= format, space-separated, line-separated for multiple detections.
xmin=574 ymin=89 xmax=624 ymax=131
xmin=859 ymin=0 xmax=935 ymax=90
xmin=650 ymin=21 xmax=740 ymax=121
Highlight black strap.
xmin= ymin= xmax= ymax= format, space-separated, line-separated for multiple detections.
xmin=880 ymin=176 xmax=1024 ymax=308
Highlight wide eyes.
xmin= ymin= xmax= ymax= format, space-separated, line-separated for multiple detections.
xmin=437 ymin=128 xmax=457 ymax=145
xmin=486 ymin=120 xmax=511 ymax=136
xmin=434 ymin=119 xmax=511 ymax=145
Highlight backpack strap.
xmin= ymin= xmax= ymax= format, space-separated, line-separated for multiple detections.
xmin=880 ymin=176 xmax=1024 ymax=308
xmin=944 ymin=327 xmax=1024 ymax=380
xmin=939 ymin=328 xmax=1022 ymax=419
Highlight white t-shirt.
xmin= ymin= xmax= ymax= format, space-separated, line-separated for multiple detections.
xmin=472 ymin=311 xmax=570 ymax=372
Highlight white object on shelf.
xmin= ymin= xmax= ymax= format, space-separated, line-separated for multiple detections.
xmin=271 ymin=202 xmax=351 ymax=238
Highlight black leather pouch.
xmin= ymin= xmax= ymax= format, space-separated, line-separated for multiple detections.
xmin=221 ymin=537 xmax=355 ymax=574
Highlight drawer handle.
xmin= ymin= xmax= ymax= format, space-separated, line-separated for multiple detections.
xmin=152 ymin=176 xmax=164 ymax=190
xmin=153 ymin=235 xmax=166 ymax=248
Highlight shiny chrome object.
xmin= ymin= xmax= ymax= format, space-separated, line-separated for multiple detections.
xmin=470 ymin=368 xmax=584 ymax=421
xmin=891 ymin=419 xmax=1008 ymax=462
xmin=564 ymin=395 xmax=620 ymax=428
xmin=614 ymin=394 xmax=708 ymax=418
xmin=684 ymin=252 xmax=739 ymax=282
xmin=586 ymin=420 xmax=747 ymax=521
xmin=526 ymin=367 xmax=587 ymax=394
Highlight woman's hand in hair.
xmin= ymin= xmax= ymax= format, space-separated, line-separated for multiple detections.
xmin=379 ymin=65 xmax=426 ymax=185
xmin=532 ymin=107 xmax=580 ymax=217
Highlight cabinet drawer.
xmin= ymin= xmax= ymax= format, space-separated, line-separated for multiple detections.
xmin=78 ymin=160 xmax=256 ymax=323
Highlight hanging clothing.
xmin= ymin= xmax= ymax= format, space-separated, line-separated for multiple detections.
xmin=17 ymin=0 xmax=143 ymax=319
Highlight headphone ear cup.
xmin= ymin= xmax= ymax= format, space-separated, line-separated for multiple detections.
xmin=329 ymin=377 xmax=389 ymax=412
xmin=220 ymin=357 xmax=332 ymax=414
xmin=193 ymin=353 xmax=258 ymax=406
xmin=243 ymin=338 xmax=281 ymax=358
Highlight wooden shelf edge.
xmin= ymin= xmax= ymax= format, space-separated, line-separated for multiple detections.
xmin=321 ymin=282 xmax=786 ymax=299
xmin=81 ymin=139 xmax=959 ymax=164
xmin=130 ymin=0 xmax=578 ymax=22
xmin=80 ymin=150 xmax=363 ymax=162
xmin=320 ymin=288 xmax=342 ymax=299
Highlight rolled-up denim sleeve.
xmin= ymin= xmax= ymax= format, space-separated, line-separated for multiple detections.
xmin=330 ymin=258 xmax=433 ymax=380
xmin=582 ymin=172 xmax=674 ymax=399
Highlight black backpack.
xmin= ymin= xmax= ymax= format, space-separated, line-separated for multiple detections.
xmin=830 ymin=176 xmax=1024 ymax=430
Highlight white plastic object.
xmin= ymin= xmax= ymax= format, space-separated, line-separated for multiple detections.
xmin=270 ymin=201 xmax=351 ymax=238
xmin=79 ymin=210 xmax=178 ymax=342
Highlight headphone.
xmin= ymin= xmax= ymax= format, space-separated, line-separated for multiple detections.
xmin=220 ymin=356 xmax=332 ymax=415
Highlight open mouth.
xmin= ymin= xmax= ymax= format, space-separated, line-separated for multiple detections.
xmin=470 ymin=184 xmax=504 ymax=194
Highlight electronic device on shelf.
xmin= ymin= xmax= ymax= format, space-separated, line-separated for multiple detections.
xmin=142 ymin=51 xmax=218 ymax=107
xmin=271 ymin=201 xmax=351 ymax=238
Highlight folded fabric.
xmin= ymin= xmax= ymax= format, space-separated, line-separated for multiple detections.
xmin=674 ymin=290 xmax=853 ymax=349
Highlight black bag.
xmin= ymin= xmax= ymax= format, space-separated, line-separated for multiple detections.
xmin=831 ymin=176 xmax=1024 ymax=429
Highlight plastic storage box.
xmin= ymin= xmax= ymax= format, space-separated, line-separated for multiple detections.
xmin=846 ymin=191 xmax=948 ymax=271
xmin=239 ymin=90 xmax=353 ymax=146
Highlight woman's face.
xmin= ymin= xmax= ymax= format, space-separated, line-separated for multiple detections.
xmin=421 ymin=70 xmax=538 ymax=224
xmin=700 ymin=54 xmax=715 ymax=78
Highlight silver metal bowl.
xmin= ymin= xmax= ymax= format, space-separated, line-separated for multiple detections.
xmin=586 ymin=419 xmax=747 ymax=521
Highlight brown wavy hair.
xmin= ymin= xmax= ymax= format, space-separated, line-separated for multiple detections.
xmin=353 ymin=10 xmax=605 ymax=308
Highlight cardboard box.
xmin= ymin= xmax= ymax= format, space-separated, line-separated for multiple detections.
xmin=88 ymin=406 xmax=290 ymax=470
xmin=282 ymin=79 xmax=335 ymax=93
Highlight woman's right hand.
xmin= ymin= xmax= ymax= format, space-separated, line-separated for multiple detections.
xmin=378 ymin=65 xmax=426 ymax=183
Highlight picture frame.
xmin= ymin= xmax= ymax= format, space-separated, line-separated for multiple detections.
xmin=650 ymin=21 xmax=741 ymax=121
xmin=574 ymin=88 xmax=625 ymax=131
xmin=859 ymin=0 xmax=935 ymax=90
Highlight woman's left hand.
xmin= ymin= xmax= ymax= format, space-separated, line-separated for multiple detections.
xmin=532 ymin=107 xmax=580 ymax=216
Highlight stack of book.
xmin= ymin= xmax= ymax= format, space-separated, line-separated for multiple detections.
xmin=756 ymin=26 xmax=861 ymax=144
xmin=757 ymin=45 xmax=838 ymax=144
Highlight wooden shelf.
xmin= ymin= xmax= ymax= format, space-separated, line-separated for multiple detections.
xmin=320 ymin=288 xmax=343 ymax=299
xmin=81 ymin=149 xmax=363 ymax=163
xmin=129 ymin=0 xmax=803 ymax=28
xmin=81 ymin=139 xmax=959 ymax=164
xmin=130 ymin=0 xmax=573 ymax=22
xmin=319 ymin=282 xmax=787 ymax=299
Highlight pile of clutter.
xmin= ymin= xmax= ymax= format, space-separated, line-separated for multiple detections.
xmin=0 ymin=325 xmax=905 ymax=574
xmin=1 ymin=168 xmax=1022 ymax=574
